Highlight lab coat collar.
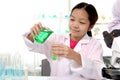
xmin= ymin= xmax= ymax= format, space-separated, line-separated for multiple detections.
xmin=79 ymin=34 xmax=91 ymax=44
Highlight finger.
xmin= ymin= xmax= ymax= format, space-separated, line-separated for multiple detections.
xmin=52 ymin=43 xmax=61 ymax=46
xmin=52 ymin=49 xmax=65 ymax=55
xmin=51 ymin=44 xmax=69 ymax=53
xmin=31 ymin=24 xmax=40 ymax=35
xmin=58 ymin=54 xmax=67 ymax=58
xmin=51 ymin=44 xmax=64 ymax=50
xmin=63 ymin=54 xmax=67 ymax=57
xmin=37 ymin=22 xmax=46 ymax=30
xmin=51 ymin=49 xmax=68 ymax=58
xmin=30 ymin=26 xmax=36 ymax=37
xmin=37 ymin=23 xmax=43 ymax=30
xmin=35 ymin=24 xmax=41 ymax=35
xmin=55 ymin=50 xmax=68 ymax=55
xmin=30 ymin=30 xmax=34 ymax=37
xmin=38 ymin=22 xmax=42 ymax=27
xmin=51 ymin=50 xmax=56 ymax=54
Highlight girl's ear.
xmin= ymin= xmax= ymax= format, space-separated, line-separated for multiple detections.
xmin=88 ymin=25 xmax=94 ymax=31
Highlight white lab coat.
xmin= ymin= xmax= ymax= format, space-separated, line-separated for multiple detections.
xmin=23 ymin=33 xmax=105 ymax=80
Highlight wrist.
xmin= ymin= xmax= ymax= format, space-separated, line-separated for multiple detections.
xmin=27 ymin=33 xmax=34 ymax=42
xmin=73 ymin=52 xmax=82 ymax=66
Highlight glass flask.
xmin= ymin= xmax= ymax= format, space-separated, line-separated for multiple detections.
xmin=34 ymin=27 xmax=53 ymax=44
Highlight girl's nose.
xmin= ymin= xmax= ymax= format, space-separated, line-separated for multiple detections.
xmin=73 ymin=22 xmax=79 ymax=28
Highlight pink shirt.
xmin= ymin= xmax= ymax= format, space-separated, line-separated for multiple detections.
xmin=70 ymin=39 xmax=78 ymax=49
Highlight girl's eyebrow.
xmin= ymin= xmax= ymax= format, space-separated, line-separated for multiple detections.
xmin=70 ymin=15 xmax=75 ymax=18
xmin=70 ymin=15 xmax=88 ymax=21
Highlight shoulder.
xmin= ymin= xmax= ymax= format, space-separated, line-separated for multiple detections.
xmin=90 ymin=37 xmax=100 ymax=43
xmin=86 ymin=37 xmax=103 ymax=55
xmin=88 ymin=37 xmax=102 ymax=47
xmin=81 ymin=34 xmax=101 ymax=46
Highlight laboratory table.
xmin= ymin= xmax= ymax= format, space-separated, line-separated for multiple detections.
xmin=28 ymin=76 xmax=86 ymax=80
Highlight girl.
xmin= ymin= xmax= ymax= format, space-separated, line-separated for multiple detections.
xmin=23 ymin=2 xmax=105 ymax=80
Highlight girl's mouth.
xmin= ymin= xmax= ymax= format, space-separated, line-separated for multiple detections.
xmin=71 ymin=29 xmax=79 ymax=32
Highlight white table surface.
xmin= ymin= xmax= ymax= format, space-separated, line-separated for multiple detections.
xmin=28 ymin=76 xmax=110 ymax=80
xmin=27 ymin=76 xmax=88 ymax=80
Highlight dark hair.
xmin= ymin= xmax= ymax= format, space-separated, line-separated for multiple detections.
xmin=71 ymin=2 xmax=98 ymax=37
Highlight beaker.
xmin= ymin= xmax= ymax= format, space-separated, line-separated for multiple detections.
xmin=34 ymin=29 xmax=53 ymax=44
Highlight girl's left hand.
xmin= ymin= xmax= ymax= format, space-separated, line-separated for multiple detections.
xmin=51 ymin=44 xmax=77 ymax=60
xmin=51 ymin=44 xmax=82 ymax=65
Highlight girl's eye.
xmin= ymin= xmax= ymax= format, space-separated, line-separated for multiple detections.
xmin=80 ymin=22 xmax=85 ymax=24
xmin=70 ymin=18 xmax=74 ymax=21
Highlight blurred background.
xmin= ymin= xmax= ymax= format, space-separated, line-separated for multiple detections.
xmin=0 ymin=0 xmax=116 ymax=76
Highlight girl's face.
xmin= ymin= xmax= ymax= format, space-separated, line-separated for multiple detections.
xmin=69 ymin=8 xmax=92 ymax=41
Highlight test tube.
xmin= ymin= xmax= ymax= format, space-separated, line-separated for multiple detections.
xmin=51 ymin=34 xmax=58 ymax=61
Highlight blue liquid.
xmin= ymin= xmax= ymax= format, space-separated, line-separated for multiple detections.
xmin=14 ymin=69 xmax=24 ymax=76
xmin=0 ymin=63 xmax=5 ymax=76
xmin=0 ymin=62 xmax=5 ymax=80
xmin=5 ymin=68 xmax=14 ymax=76
xmin=5 ymin=68 xmax=24 ymax=77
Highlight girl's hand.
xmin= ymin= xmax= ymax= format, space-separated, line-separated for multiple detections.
xmin=51 ymin=44 xmax=71 ymax=58
xmin=51 ymin=44 xmax=82 ymax=65
xmin=27 ymin=22 xmax=43 ymax=42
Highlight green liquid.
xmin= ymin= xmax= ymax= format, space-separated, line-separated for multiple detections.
xmin=34 ymin=29 xmax=53 ymax=44
xmin=52 ymin=55 xmax=57 ymax=60
xmin=34 ymin=29 xmax=57 ymax=61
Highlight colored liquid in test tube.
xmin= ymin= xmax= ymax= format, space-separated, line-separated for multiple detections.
xmin=0 ymin=61 xmax=5 ymax=80
xmin=52 ymin=55 xmax=57 ymax=60
xmin=51 ymin=35 xmax=59 ymax=61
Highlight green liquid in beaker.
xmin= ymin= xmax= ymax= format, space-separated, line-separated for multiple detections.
xmin=34 ymin=29 xmax=53 ymax=44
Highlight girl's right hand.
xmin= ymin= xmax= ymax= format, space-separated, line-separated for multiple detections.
xmin=27 ymin=22 xmax=43 ymax=42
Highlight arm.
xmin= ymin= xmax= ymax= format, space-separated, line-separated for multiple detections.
xmin=23 ymin=22 xmax=52 ymax=53
xmin=70 ymin=39 xmax=105 ymax=79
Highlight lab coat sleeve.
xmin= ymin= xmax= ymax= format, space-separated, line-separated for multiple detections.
xmin=70 ymin=39 xmax=105 ymax=80
xmin=23 ymin=33 xmax=66 ymax=59
xmin=23 ymin=32 xmax=36 ymax=51
xmin=23 ymin=32 xmax=54 ymax=58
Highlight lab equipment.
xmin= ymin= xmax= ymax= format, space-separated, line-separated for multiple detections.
xmin=102 ymin=36 xmax=120 ymax=79
xmin=0 ymin=53 xmax=27 ymax=80
xmin=34 ymin=27 xmax=57 ymax=60
xmin=103 ymin=29 xmax=120 ymax=48
xmin=34 ymin=27 xmax=53 ymax=44
xmin=111 ymin=36 xmax=120 ymax=68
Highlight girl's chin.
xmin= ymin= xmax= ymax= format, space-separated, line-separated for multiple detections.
xmin=71 ymin=31 xmax=79 ymax=34
xmin=71 ymin=33 xmax=80 ymax=36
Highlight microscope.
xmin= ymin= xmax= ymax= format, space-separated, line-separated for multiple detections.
xmin=111 ymin=36 xmax=120 ymax=68
xmin=102 ymin=30 xmax=120 ymax=79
